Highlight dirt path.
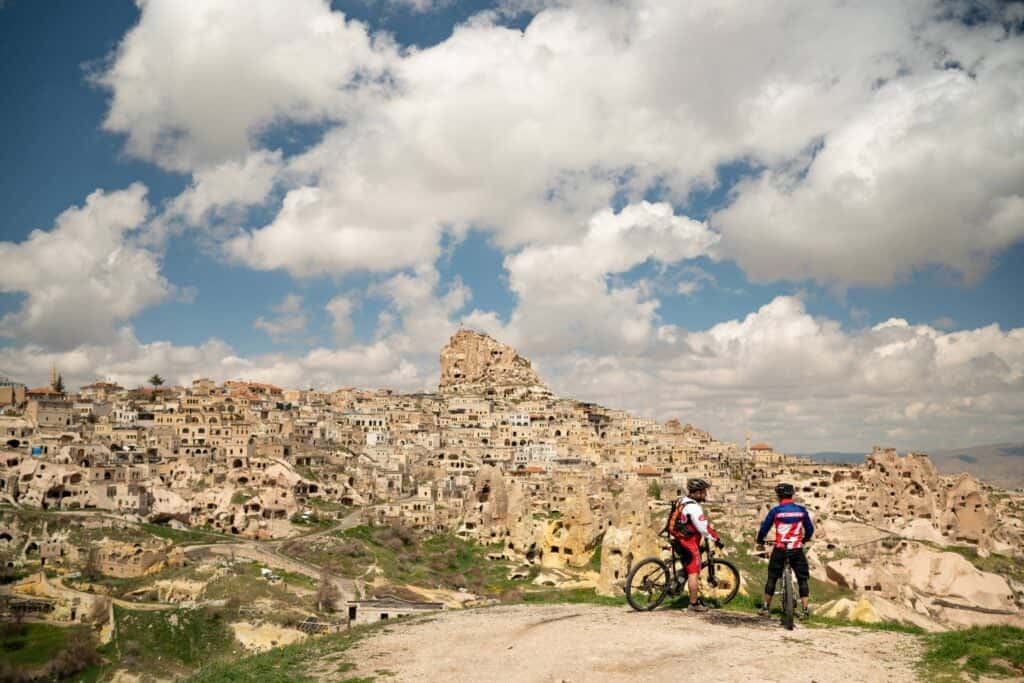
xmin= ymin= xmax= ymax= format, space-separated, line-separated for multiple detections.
xmin=337 ymin=604 xmax=923 ymax=683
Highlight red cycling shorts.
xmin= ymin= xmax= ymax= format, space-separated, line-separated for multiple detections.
xmin=670 ymin=533 xmax=702 ymax=575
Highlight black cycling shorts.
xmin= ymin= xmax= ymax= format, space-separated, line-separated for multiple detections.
xmin=765 ymin=547 xmax=809 ymax=598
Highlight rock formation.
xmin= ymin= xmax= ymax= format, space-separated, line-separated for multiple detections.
xmin=597 ymin=479 xmax=661 ymax=596
xmin=439 ymin=330 xmax=550 ymax=398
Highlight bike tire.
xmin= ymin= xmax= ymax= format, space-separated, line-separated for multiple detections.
xmin=699 ymin=558 xmax=741 ymax=606
xmin=782 ymin=567 xmax=795 ymax=630
xmin=625 ymin=557 xmax=670 ymax=612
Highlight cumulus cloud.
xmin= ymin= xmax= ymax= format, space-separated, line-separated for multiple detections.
xmin=97 ymin=0 xmax=392 ymax=171
xmin=714 ymin=31 xmax=1024 ymax=285
xmin=465 ymin=202 xmax=718 ymax=354
xmin=539 ymin=296 xmax=1024 ymax=452
xmin=253 ymin=294 xmax=309 ymax=343
xmin=370 ymin=264 xmax=471 ymax=355
xmin=100 ymin=1 xmax=1024 ymax=284
xmin=153 ymin=150 xmax=283 ymax=240
xmin=0 ymin=184 xmax=178 ymax=350
xmin=0 ymin=327 xmax=425 ymax=394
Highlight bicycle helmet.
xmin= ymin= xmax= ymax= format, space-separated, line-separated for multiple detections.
xmin=775 ymin=482 xmax=795 ymax=498
xmin=687 ymin=478 xmax=711 ymax=494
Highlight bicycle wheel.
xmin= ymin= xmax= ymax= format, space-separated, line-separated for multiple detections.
xmin=625 ymin=557 xmax=670 ymax=611
xmin=781 ymin=566 xmax=795 ymax=630
xmin=699 ymin=558 xmax=741 ymax=606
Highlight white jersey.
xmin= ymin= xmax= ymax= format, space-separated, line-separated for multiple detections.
xmin=676 ymin=496 xmax=716 ymax=541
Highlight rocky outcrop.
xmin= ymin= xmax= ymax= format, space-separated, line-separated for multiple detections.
xmin=540 ymin=494 xmax=599 ymax=570
xmin=439 ymin=330 xmax=550 ymax=398
xmin=823 ymin=544 xmax=1023 ymax=629
xmin=597 ymin=479 xmax=661 ymax=596
xmin=826 ymin=449 xmax=997 ymax=547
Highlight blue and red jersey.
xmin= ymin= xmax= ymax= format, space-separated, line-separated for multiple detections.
xmin=757 ymin=498 xmax=814 ymax=549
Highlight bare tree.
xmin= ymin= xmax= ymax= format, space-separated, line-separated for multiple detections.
xmin=315 ymin=564 xmax=340 ymax=613
xmin=82 ymin=547 xmax=102 ymax=582
xmin=87 ymin=596 xmax=111 ymax=626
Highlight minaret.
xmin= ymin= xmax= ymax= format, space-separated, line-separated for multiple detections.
xmin=50 ymin=364 xmax=57 ymax=389
xmin=745 ymin=432 xmax=750 ymax=454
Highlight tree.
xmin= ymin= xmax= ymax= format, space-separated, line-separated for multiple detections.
xmin=647 ymin=480 xmax=662 ymax=500
xmin=52 ymin=374 xmax=65 ymax=395
xmin=315 ymin=563 xmax=340 ymax=613
xmin=82 ymin=547 xmax=102 ymax=582
xmin=149 ymin=374 xmax=164 ymax=389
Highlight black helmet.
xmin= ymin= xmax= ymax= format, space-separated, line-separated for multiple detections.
xmin=687 ymin=478 xmax=711 ymax=494
xmin=775 ymin=482 xmax=795 ymax=498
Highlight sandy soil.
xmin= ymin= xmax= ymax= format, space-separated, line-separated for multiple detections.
xmin=230 ymin=621 xmax=307 ymax=652
xmin=335 ymin=604 xmax=923 ymax=683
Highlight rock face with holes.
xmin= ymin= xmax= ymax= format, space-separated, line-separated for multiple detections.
xmin=540 ymin=493 xmax=599 ymax=570
xmin=597 ymin=479 xmax=661 ymax=596
xmin=826 ymin=448 xmax=998 ymax=548
xmin=439 ymin=330 xmax=551 ymax=398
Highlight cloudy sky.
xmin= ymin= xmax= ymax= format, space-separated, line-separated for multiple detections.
xmin=2 ymin=0 xmax=1023 ymax=453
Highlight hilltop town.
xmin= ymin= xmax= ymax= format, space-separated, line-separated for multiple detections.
xmin=2 ymin=331 xmax=1023 ymax=679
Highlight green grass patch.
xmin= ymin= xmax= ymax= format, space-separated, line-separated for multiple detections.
xmin=588 ymin=544 xmax=602 ymax=572
xmin=922 ymin=625 xmax=1024 ymax=681
xmin=231 ymin=491 xmax=253 ymax=505
xmin=1 ymin=622 xmax=71 ymax=667
xmin=140 ymin=522 xmax=234 ymax=545
xmin=307 ymin=498 xmax=350 ymax=513
xmin=521 ymin=587 xmax=625 ymax=607
xmin=112 ymin=605 xmax=241 ymax=677
xmin=239 ymin=561 xmax=316 ymax=590
xmin=186 ymin=620 xmax=390 ymax=683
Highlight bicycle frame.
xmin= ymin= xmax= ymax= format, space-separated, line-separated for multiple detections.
xmin=663 ymin=536 xmax=716 ymax=593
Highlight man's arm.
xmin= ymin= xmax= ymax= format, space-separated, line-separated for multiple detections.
xmin=683 ymin=502 xmax=717 ymax=540
xmin=756 ymin=507 xmax=776 ymax=544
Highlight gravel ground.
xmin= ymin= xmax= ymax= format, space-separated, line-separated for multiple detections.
xmin=328 ymin=603 xmax=922 ymax=682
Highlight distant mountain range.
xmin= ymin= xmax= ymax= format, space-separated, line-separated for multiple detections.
xmin=796 ymin=443 xmax=1024 ymax=490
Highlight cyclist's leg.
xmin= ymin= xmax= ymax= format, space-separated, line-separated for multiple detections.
xmin=680 ymin=541 xmax=704 ymax=609
xmin=761 ymin=547 xmax=784 ymax=613
xmin=789 ymin=549 xmax=811 ymax=612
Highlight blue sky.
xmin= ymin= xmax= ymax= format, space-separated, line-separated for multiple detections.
xmin=1 ymin=0 xmax=1022 ymax=452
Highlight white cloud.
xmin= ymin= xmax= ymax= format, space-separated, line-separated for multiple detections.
xmin=676 ymin=266 xmax=717 ymax=297
xmin=325 ymin=296 xmax=355 ymax=343
xmin=370 ymin=264 xmax=471 ymax=355
xmin=253 ymin=294 xmax=309 ymax=343
xmin=714 ymin=33 xmax=1024 ymax=285
xmin=0 ymin=327 xmax=427 ymax=395
xmin=98 ymin=0 xmax=392 ymax=171
xmin=387 ymin=0 xmax=455 ymax=13
xmin=223 ymin=185 xmax=445 ymax=277
xmin=0 ymin=184 xmax=178 ymax=350
xmin=101 ymin=2 xmax=1024 ymax=284
xmin=153 ymin=150 xmax=283 ymax=240
xmin=537 ymin=296 xmax=1024 ymax=452
xmin=466 ymin=202 xmax=718 ymax=354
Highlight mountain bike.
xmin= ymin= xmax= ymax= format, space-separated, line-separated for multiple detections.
xmin=624 ymin=534 xmax=741 ymax=611
xmin=759 ymin=542 xmax=804 ymax=630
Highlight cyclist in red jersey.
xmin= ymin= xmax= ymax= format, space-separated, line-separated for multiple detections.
xmin=667 ymin=478 xmax=724 ymax=613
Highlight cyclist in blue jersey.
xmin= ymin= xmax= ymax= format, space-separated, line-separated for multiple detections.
xmin=756 ymin=482 xmax=814 ymax=620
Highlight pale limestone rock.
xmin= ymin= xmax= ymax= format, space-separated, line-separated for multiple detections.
xmin=902 ymin=545 xmax=1016 ymax=613
xmin=597 ymin=479 xmax=661 ymax=596
xmin=439 ymin=330 xmax=550 ymax=397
